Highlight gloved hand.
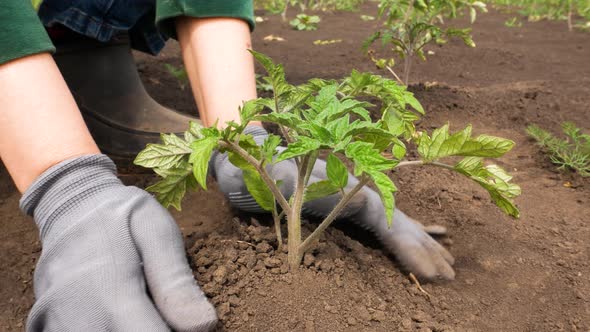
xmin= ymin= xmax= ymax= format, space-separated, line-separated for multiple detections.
xmin=20 ymin=155 xmax=217 ymax=331
xmin=211 ymin=126 xmax=455 ymax=281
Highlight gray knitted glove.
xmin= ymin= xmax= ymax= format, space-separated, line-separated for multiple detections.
xmin=212 ymin=127 xmax=455 ymax=281
xmin=20 ymin=155 xmax=217 ymax=332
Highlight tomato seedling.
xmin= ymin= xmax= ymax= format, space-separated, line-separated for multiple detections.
xmin=135 ymin=51 xmax=520 ymax=270
xmin=364 ymin=0 xmax=487 ymax=85
xmin=290 ymin=13 xmax=321 ymax=30
xmin=490 ymin=0 xmax=590 ymax=31
xmin=527 ymin=122 xmax=590 ymax=176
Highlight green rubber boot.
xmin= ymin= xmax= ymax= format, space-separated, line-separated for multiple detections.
xmin=53 ymin=35 xmax=198 ymax=159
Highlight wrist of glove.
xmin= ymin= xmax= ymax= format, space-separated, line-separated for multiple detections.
xmin=21 ymin=154 xmax=217 ymax=331
xmin=211 ymin=126 xmax=455 ymax=281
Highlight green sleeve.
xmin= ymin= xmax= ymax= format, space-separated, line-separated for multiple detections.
xmin=0 ymin=1 xmax=55 ymax=65
xmin=156 ymin=0 xmax=255 ymax=39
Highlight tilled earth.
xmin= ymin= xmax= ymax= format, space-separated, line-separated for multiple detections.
xmin=1 ymin=4 xmax=589 ymax=331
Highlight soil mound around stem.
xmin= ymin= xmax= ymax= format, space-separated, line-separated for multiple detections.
xmin=189 ymin=218 xmax=452 ymax=332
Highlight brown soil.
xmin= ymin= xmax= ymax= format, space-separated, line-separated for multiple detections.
xmin=1 ymin=4 xmax=589 ymax=331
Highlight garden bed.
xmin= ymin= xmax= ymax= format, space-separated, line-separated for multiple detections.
xmin=1 ymin=3 xmax=589 ymax=331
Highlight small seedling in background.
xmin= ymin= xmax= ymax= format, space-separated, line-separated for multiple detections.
xmin=364 ymin=0 xmax=487 ymax=85
xmin=505 ymin=17 xmax=523 ymax=27
xmin=255 ymin=74 xmax=274 ymax=93
xmin=361 ymin=15 xmax=376 ymax=21
xmin=527 ymin=122 xmax=590 ymax=176
xmin=490 ymin=0 xmax=590 ymax=31
xmin=290 ymin=13 xmax=321 ymax=30
xmin=136 ymin=51 xmax=520 ymax=271
xmin=164 ymin=63 xmax=188 ymax=90
xmin=257 ymin=0 xmax=365 ymax=21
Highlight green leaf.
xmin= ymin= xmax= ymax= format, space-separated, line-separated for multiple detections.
xmin=277 ymin=137 xmax=322 ymax=162
xmin=164 ymin=63 xmax=188 ymax=89
xmin=454 ymin=157 xmax=521 ymax=218
xmin=227 ymin=151 xmax=256 ymax=172
xmin=326 ymin=154 xmax=349 ymax=188
xmin=238 ymin=134 xmax=259 ymax=153
xmin=344 ymin=121 xmax=395 ymax=141
xmin=304 ymin=180 xmax=340 ymax=202
xmin=249 ymin=50 xmax=290 ymax=98
xmin=368 ymin=171 xmax=397 ymax=226
xmin=299 ymin=121 xmax=334 ymax=143
xmin=161 ymin=133 xmax=190 ymax=150
xmin=240 ymin=99 xmax=265 ymax=125
xmin=392 ymin=140 xmax=407 ymax=160
xmin=189 ymin=136 xmax=219 ymax=189
xmin=261 ymin=134 xmax=282 ymax=163
xmin=383 ymin=108 xmax=420 ymax=138
xmin=253 ymin=112 xmax=302 ymax=129
xmin=463 ymin=35 xmax=476 ymax=48
xmin=404 ymin=93 xmax=425 ymax=115
xmin=146 ymin=167 xmax=193 ymax=211
xmin=188 ymin=121 xmax=204 ymax=139
xmin=309 ymin=15 xmax=321 ymax=23
xmin=243 ymin=170 xmax=275 ymax=211
xmin=418 ymin=124 xmax=515 ymax=162
xmin=134 ymin=142 xmax=191 ymax=169
xmin=327 ymin=115 xmax=351 ymax=141
xmin=345 ymin=141 xmax=398 ymax=176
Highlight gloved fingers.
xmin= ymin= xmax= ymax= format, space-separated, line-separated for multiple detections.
xmin=422 ymin=239 xmax=456 ymax=280
xmin=405 ymin=216 xmax=448 ymax=236
xmin=26 ymin=276 xmax=170 ymax=331
xmin=302 ymin=174 xmax=367 ymax=218
xmin=422 ymin=224 xmax=448 ymax=236
xmin=389 ymin=238 xmax=439 ymax=281
xmin=393 ymin=237 xmax=455 ymax=281
xmin=425 ymin=236 xmax=455 ymax=266
xmin=384 ymin=213 xmax=456 ymax=281
xmin=111 ymin=291 xmax=173 ymax=331
xmin=130 ymin=190 xmax=218 ymax=332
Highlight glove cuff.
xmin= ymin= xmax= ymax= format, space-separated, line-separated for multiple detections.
xmin=19 ymin=154 xmax=122 ymax=238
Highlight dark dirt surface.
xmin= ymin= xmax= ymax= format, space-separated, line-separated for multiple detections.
xmin=1 ymin=3 xmax=589 ymax=331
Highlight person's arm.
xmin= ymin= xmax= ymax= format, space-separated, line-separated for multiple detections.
xmin=0 ymin=1 xmax=93 ymax=193
xmin=0 ymin=53 xmax=99 ymax=192
xmin=175 ymin=17 xmax=258 ymax=127
xmin=1 ymin=2 xmax=217 ymax=330
xmin=155 ymin=0 xmax=258 ymax=127
xmin=0 ymin=55 xmax=217 ymax=332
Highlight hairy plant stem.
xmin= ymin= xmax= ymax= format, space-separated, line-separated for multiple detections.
xmin=281 ymin=2 xmax=288 ymax=21
xmin=403 ymin=50 xmax=413 ymax=86
xmin=303 ymin=151 xmax=319 ymax=187
xmin=219 ymin=141 xmax=291 ymax=214
xmin=567 ymin=0 xmax=573 ymax=32
xmin=401 ymin=0 xmax=416 ymax=85
xmin=297 ymin=175 xmax=370 ymax=259
xmin=397 ymin=160 xmax=455 ymax=170
xmin=287 ymin=154 xmax=311 ymax=269
xmin=272 ymin=207 xmax=284 ymax=249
